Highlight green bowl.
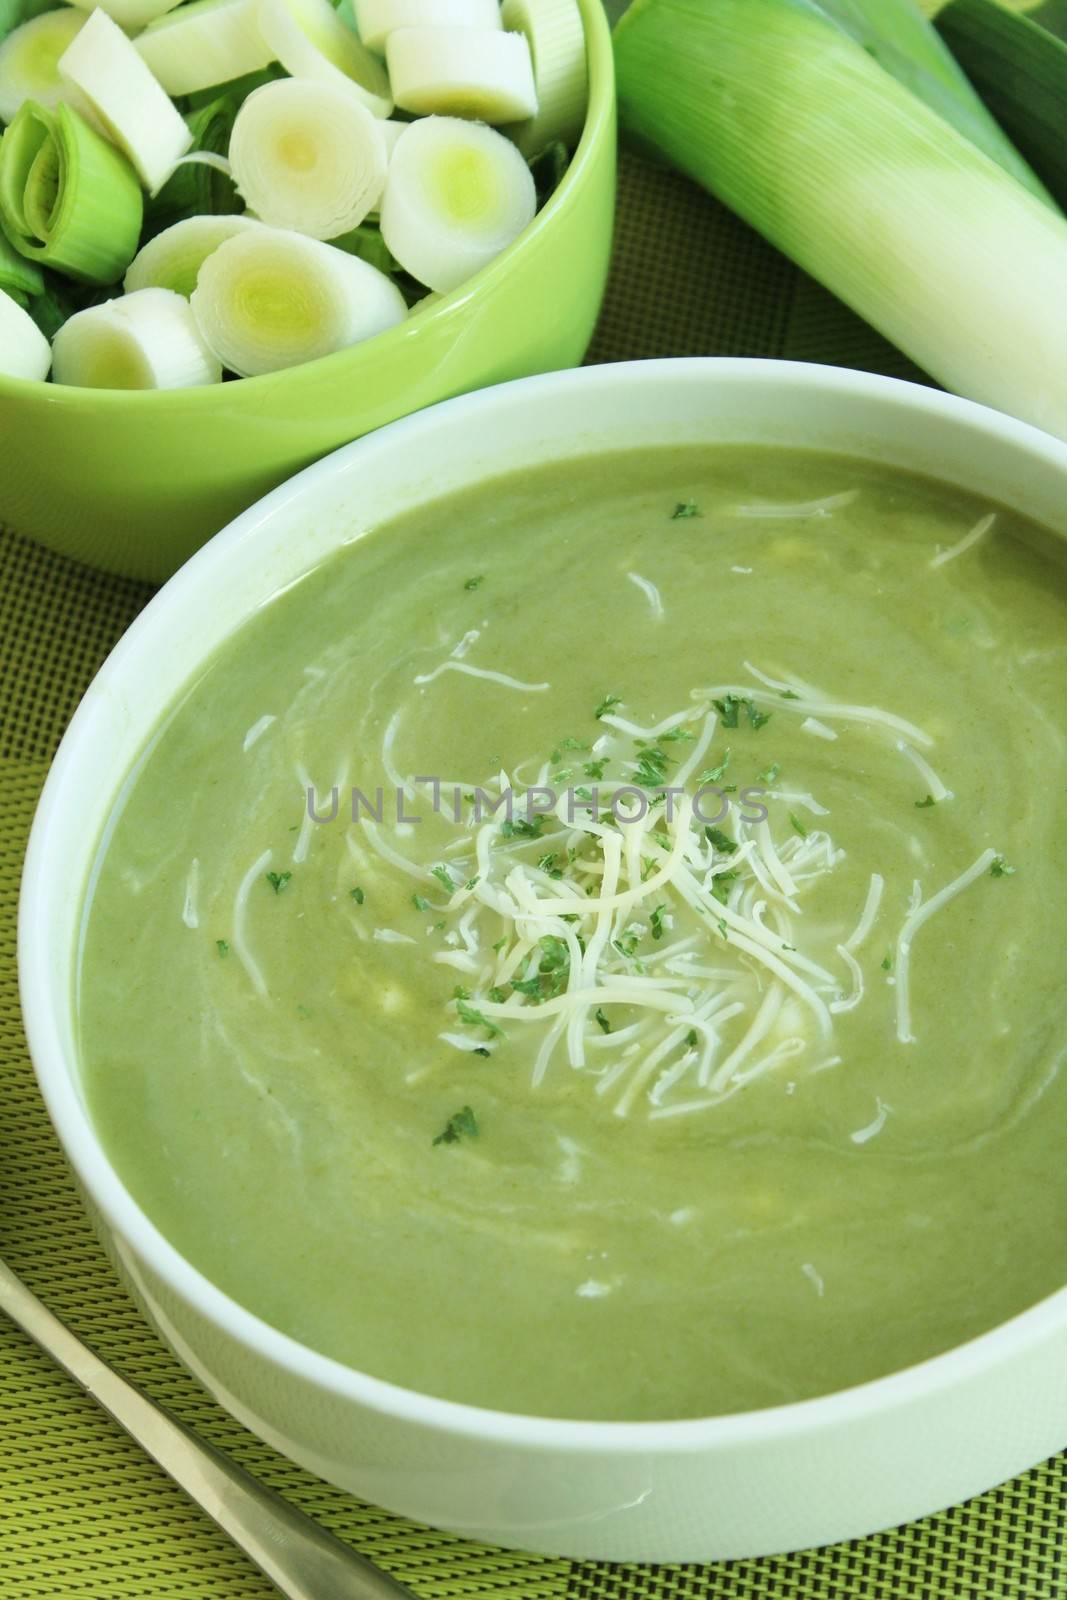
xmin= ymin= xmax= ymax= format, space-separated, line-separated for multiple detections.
xmin=0 ymin=0 xmax=616 ymax=583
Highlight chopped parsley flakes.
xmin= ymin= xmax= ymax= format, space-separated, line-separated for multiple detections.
xmin=265 ymin=870 xmax=292 ymax=895
xmin=990 ymin=856 xmax=1016 ymax=877
xmin=670 ymin=499 xmax=701 ymax=519
xmin=713 ymin=695 xmax=771 ymax=731
xmin=349 ymin=886 xmax=365 ymax=905
xmin=215 ymin=939 xmax=229 ymax=957
xmin=463 ymin=575 xmax=484 ymax=591
xmin=455 ymin=998 xmax=503 ymax=1038
xmin=433 ymin=1105 xmax=479 ymax=1146
xmin=594 ymin=694 xmax=621 ymax=719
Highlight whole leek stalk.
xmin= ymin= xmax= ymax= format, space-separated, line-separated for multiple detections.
xmin=817 ymin=0 xmax=1053 ymax=204
xmin=926 ymin=0 xmax=1067 ymax=206
xmin=0 ymin=99 xmax=142 ymax=283
xmin=614 ymin=0 xmax=1067 ymax=442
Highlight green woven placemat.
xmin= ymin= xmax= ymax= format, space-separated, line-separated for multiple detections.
xmin=2 ymin=149 xmax=1065 ymax=1600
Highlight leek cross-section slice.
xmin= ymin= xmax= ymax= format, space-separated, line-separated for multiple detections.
xmin=229 ymin=76 xmax=388 ymax=238
xmin=0 ymin=98 xmax=143 ymax=283
xmin=0 ymin=7 xmax=85 ymax=124
xmin=190 ymin=224 xmax=407 ymax=375
xmin=125 ymin=212 xmax=262 ymax=295
xmin=380 ymin=113 xmax=536 ymax=290
xmin=386 ymin=25 xmax=538 ymax=121
xmin=52 ymin=285 xmax=222 ymax=386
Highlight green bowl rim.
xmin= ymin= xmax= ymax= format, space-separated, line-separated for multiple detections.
xmin=0 ymin=0 xmax=615 ymax=408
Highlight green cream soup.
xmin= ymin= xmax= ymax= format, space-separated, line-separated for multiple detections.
xmin=78 ymin=447 xmax=1067 ymax=1420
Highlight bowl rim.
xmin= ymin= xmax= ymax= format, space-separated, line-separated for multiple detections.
xmin=19 ymin=356 xmax=1067 ymax=1452
xmin=0 ymin=0 xmax=614 ymax=408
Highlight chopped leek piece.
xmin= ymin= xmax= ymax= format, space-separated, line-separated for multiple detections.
xmin=52 ymin=285 xmax=221 ymax=386
xmin=135 ymin=0 xmax=276 ymax=98
xmin=124 ymin=213 xmax=262 ymax=295
xmin=66 ymin=0 xmax=185 ymax=31
xmin=229 ymin=77 xmax=388 ymax=238
xmin=0 ymin=7 xmax=85 ymax=124
xmin=352 ymin=0 xmax=502 ymax=55
xmin=190 ymin=224 xmax=407 ymax=375
xmin=257 ymin=0 xmax=393 ymax=116
xmin=0 ymin=99 xmax=142 ymax=283
xmin=930 ymin=0 xmax=1067 ymax=208
xmin=386 ymin=26 xmax=538 ymax=121
xmin=59 ymin=8 xmax=192 ymax=195
xmin=380 ymin=114 xmax=536 ymax=290
xmin=813 ymin=0 xmax=1053 ymax=205
xmin=501 ymin=0 xmax=586 ymax=155
xmin=0 ymin=283 xmax=50 ymax=376
xmin=614 ymin=0 xmax=1067 ymax=444
xmin=0 ymin=219 xmax=42 ymax=301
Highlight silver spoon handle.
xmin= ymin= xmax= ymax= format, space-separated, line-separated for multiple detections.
xmin=0 ymin=1259 xmax=417 ymax=1600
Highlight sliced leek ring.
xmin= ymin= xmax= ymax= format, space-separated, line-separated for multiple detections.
xmin=134 ymin=0 xmax=277 ymax=99
xmin=0 ymin=8 xmax=86 ymax=124
xmin=58 ymin=8 xmax=192 ymax=194
xmin=386 ymin=25 xmax=537 ymax=121
xmin=229 ymin=76 xmax=388 ymax=238
xmin=52 ymin=287 xmax=222 ymax=387
xmin=256 ymin=0 xmax=392 ymax=116
xmin=0 ymin=286 xmax=51 ymax=379
xmin=66 ymin=0 xmax=186 ymax=31
xmin=124 ymin=212 xmax=262 ymax=295
xmin=190 ymin=224 xmax=407 ymax=375
xmin=352 ymin=0 xmax=502 ymax=56
xmin=0 ymin=98 xmax=143 ymax=283
xmin=380 ymin=113 xmax=535 ymax=290
xmin=501 ymin=0 xmax=585 ymax=154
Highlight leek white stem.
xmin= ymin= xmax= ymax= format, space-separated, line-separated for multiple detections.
xmin=352 ymin=0 xmax=502 ymax=55
xmin=0 ymin=287 xmax=51 ymax=380
xmin=52 ymin=287 xmax=222 ymax=388
xmin=190 ymin=225 xmax=406 ymax=375
xmin=134 ymin=0 xmax=277 ymax=97
xmin=615 ymin=0 xmax=1067 ymax=444
xmin=59 ymin=8 xmax=191 ymax=194
xmin=257 ymin=0 xmax=393 ymax=115
xmin=386 ymin=25 xmax=537 ymax=120
xmin=380 ymin=114 xmax=535 ymax=289
xmin=124 ymin=213 xmax=263 ymax=296
xmin=0 ymin=8 xmax=86 ymax=123
xmin=501 ymin=0 xmax=586 ymax=153
xmin=229 ymin=78 xmax=388 ymax=239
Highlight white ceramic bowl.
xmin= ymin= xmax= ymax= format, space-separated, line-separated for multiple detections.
xmin=19 ymin=359 xmax=1067 ymax=1563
